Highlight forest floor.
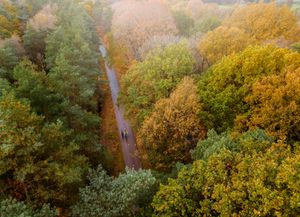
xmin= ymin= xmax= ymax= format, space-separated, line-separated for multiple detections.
xmin=99 ymin=58 xmax=125 ymax=175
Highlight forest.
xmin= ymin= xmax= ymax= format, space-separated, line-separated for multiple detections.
xmin=0 ymin=0 xmax=300 ymax=216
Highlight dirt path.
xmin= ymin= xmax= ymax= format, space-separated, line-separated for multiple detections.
xmin=99 ymin=45 xmax=141 ymax=170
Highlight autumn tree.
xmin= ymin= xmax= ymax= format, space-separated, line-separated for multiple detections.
xmin=152 ymin=130 xmax=300 ymax=216
xmin=223 ymin=2 xmax=300 ymax=43
xmin=235 ymin=67 xmax=300 ymax=143
xmin=137 ymin=77 xmax=206 ymax=171
xmin=199 ymin=26 xmax=254 ymax=64
xmin=111 ymin=0 xmax=177 ymax=59
xmin=120 ymin=42 xmax=196 ymax=128
xmin=106 ymin=32 xmax=133 ymax=74
xmin=198 ymin=45 xmax=300 ymax=133
xmin=0 ymin=0 xmax=20 ymax=38
xmin=199 ymin=2 xmax=300 ymax=64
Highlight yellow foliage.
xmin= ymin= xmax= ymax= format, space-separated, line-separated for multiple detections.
xmin=199 ymin=26 xmax=255 ymax=65
xmin=107 ymin=35 xmax=132 ymax=74
xmin=84 ymin=3 xmax=93 ymax=16
xmin=0 ymin=0 xmax=20 ymax=38
xmin=224 ymin=2 xmax=300 ymax=42
xmin=137 ymin=77 xmax=206 ymax=171
xmin=199 ymin=2 xmax=300 ymax=65
xmin=236 ymin=67 xmax=300 ymax=142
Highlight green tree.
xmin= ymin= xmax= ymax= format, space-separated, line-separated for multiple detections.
xmin=45 ymin=1 xmax=103 ymax=165
xmin=172 ymin=10 xmax=194 ymax=36
xmin=0 ymin=36 xmax=24 ymax=82
xmin=48 ymin=41 xmax=100 ymax=149
xmin=191 ymin=129 xmax=274 ymax=161
xmin=13 ymin=60 xmax=64 ymax=120
xmin=198 ymin=45 xmax=300 ymax=133
xmin=0 ymin=199 xmax=57 ymax=217
xmin=23 ymin=4 xmax=56 ymax=69
xmin=291 ymin=42 xmax=300 ymax=53
xmin=193 ymin=16 xmax=220 ymax=33
xmin=0 ymin=93 xmax=88 ymax=206
xmin=23 ymin=27 xmax=49 ymax=70
xmin=120 ymin=42 xmax=196 ymax=128
xmin=72 ymin=166 xmax=156 ymax=217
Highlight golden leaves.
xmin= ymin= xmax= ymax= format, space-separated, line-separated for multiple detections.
xmin=240 ymin=67 xmax=300 ymax=141
xmin=137 ymin=77 xmax=206 ymax=171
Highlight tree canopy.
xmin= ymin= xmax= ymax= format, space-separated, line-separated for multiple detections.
xmin=199 ymin=2 xmax=300 ymax=64
xmin=152 ymin=130 xmax=300 ymax=216
xmin=72 ymin=166 xmax=156 ymax=217
xmin=224 ymin=2 xmax=300 ymax=42
xmin=120 ymin=42 xmax=196 ymax=128
xmin=111 ymin=0 xmax=177 ymax=59
xmin=137 ymin=77 xmax=206 ymax=171
xmin=236 ymin=66 xmax=300 ymax=143
xmin=198 ymin=45 xmax=300 ymax=133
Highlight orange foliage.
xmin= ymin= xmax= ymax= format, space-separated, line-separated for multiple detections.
xmin=236 ymin=67 xmax=300 ymax=142
xmin=137 ymin=77 xmax=206 ymax=171
xmin=199 ymin=2 xmax=300 ymax=64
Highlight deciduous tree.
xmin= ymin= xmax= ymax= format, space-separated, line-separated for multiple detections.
xmin=111 ymin=0 xmax=177 ymax=59
xmin=120 ymin=42 xmax=196 ymax=128
xmin=199 ymin=26 xmax=254 ymax=64
xmin=0 ymin=0 xmax=20 ymax=38
xmin=223 ymin=2 xmax=300 ymax=43
xmin=152 ymin=131 xmax=300 ymax=216
xmin=198 ymin=45 xmax=300 ymax=133
xmin=236 ymin=67 xmax=300 ymax=142
xmin=137 ymin=77 xmax=206 ymax=171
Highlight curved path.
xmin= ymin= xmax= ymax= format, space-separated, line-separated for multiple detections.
xmin=99 ymin=45 xmax=141 ymax=170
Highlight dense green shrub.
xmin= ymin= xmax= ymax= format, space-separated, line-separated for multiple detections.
xmin=72 ymin=166 xmax=157 ymax=217
xmin=0 ymin=199 xmax=57 ymax=217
